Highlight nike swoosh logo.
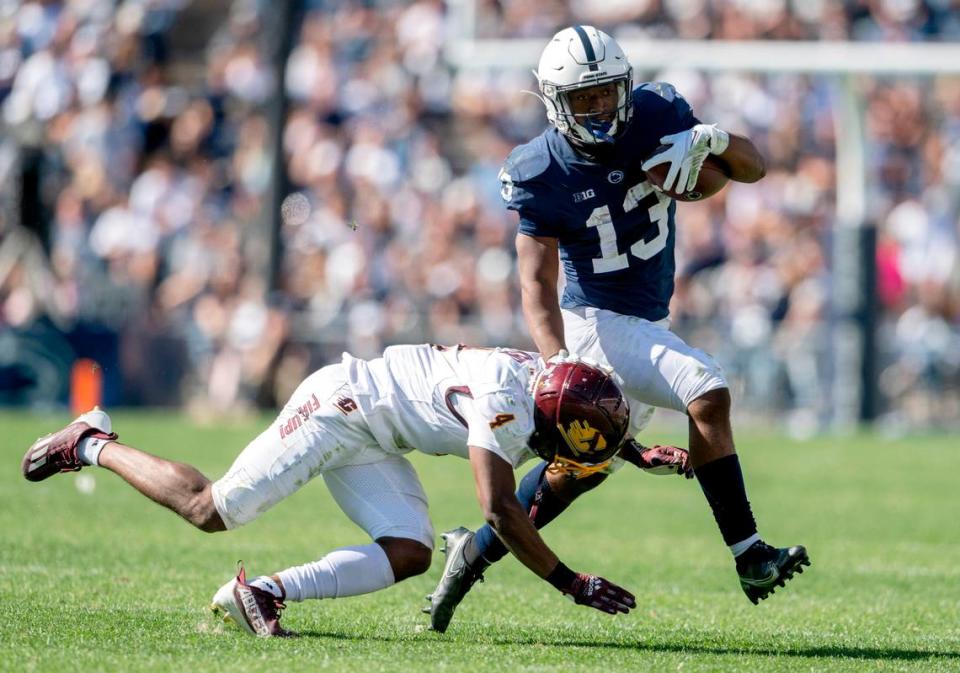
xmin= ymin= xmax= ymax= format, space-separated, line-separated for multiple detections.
xmin=740 ymin=569 xmax=778 ymax=586
xmin=443 ymin=538 xmax=468 ymax=578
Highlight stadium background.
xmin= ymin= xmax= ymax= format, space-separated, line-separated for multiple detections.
xmin=0 ymin=0 xmax=958 ymax=436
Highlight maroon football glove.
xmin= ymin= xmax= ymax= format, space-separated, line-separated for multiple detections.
xmin=620 ymin=440 xmax=693 ymax=478
xmin=547 ymin=563 xmax=635 ymax=615
xmin=568 ymin=573 xmax=636 ymax=614
xmin=638 ymin=444 xmax=693 ymax=478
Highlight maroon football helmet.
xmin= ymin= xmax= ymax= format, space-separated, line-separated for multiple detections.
xmin=529 ymin=361 xmax=630 ymax=477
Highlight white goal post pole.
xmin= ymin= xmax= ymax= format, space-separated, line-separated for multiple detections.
xmin=444 ymin=28 xmax=960 ymax=426
xmin=831 ymin=74 xmax=875 ymax=427
xmin=445 ymin=38 xmax=960 ymax=76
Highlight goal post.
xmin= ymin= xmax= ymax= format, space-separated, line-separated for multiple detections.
xmin=445 ymin=38 xmax=960 ymax=76
xmin=443 ymin=26 xmax=960 ymax=427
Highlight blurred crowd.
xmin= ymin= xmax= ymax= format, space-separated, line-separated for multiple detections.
xmin=470 ymin=0 xmax=960 ymax=41
xmin=0 ymin=0 xmax=958 ymax=431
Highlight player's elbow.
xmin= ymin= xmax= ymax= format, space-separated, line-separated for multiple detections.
xmin=728 ymin=155 xmax=766 ymax=184
xmin=745 ymin=155 xmax=766 ymax=182
xmin=725 ymin=136 xmax=766 ymax=183
xmin=185 ymin=483 xmax=227 ymax=532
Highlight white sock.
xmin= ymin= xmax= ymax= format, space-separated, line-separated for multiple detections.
xmin=77 ymin=437 xmax=113 ymax=467
xmin=730 ymin=533 xmax=762 ymax=558
xmin=276 ymin=543 xmax=395 ymax=602
xmin=249 ymin=576 xmax=284 ymax=599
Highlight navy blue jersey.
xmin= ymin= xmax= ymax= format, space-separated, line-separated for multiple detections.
xmin=501 ymin=83 xmax=699 ymax=321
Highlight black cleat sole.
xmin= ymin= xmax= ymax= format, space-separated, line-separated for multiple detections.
xmin=742 ymin=548 xmax=811 ymax=605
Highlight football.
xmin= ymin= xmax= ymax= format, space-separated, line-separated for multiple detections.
xmin=644 ymin=150 xmax=730 ymax=202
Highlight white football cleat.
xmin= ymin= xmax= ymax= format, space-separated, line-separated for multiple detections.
xmin=210 ymin=563 xmax=291 ymax=637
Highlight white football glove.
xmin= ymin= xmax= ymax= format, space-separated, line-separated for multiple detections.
xmin=547 ymin=349 xmax=572 ymax=365
xmin=641 ymin=123 xmax=730 ymax=194
xmin=544 ymin=350 xmax=614 ymax=376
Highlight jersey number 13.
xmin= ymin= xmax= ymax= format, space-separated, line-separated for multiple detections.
xmin=586 ymin=181 xmax=671 ymax=274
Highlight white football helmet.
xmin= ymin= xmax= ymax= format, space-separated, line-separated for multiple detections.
xmin=534 ymin=26 xmax=633 ymax=145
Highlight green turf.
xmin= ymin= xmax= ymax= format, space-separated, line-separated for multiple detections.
xmin=2 ymin=411 xmax=958 ymax=673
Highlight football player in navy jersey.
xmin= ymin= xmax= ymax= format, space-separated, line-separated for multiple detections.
xmin=425 ymin=25 xmax=809 ymax=632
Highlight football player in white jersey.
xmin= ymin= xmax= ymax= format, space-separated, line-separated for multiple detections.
xmin=22 ymin=344 xmax=647 ymax=636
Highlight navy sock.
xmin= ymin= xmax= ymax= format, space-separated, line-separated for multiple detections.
xmin=465 ymin=461 xmax=570 ymax=569
xmin=694 ymin=453 xmax=758 ymax=546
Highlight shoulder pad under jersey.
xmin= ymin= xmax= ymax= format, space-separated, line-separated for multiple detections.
xmin=637 ymin=81 xmax=681 ymax=103
xmin=632 ymin=81 xmax=696 ymax=130
xmin=501 ymin=134 xmax=551 ymax=184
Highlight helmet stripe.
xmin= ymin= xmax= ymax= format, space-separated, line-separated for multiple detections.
xmin=571 ymin=25 xmax=599 ymax=71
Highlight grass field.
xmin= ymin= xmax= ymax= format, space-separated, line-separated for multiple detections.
xmin=2 ymin=411 xmax=958 ymax=673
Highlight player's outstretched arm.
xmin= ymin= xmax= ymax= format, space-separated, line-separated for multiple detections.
xmin=468 ymin=445 xmax=558 ymax=577
xmin=468 ymin=446 xmax=636 ymax=615
xmin=716 ymin=133 xmax=766 ymax=184
xmin=516 ymin=233 xmax=566 ymax=361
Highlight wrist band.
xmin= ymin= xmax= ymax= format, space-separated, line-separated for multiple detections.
xmin=546 ymin=561 xmax=576 ymax=591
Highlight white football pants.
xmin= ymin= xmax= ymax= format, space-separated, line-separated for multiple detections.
xmin=210 ymin=364 xmax=434 ymax=548
xmin=562 ymin=306 xmax=728 ymax=437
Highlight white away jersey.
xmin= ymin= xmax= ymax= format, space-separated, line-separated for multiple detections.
xmin=342 ymin=344 xmax=542 ymax=468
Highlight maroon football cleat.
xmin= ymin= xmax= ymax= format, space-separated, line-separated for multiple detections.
xmin=21 ymin=409 xmax=118 ymax=482
xmin=211 ymin=562 xmax=291 ymax=637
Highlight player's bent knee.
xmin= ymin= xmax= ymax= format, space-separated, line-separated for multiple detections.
xmin=376 ymin=537 xmax=432 ymax=582
xmin=185 ymin=484 xmax=226 ymax=533
xmin=210 ymin=468 xmax=281 ymax=530
xmin=688 ymin=387 xmax=731 ymax=425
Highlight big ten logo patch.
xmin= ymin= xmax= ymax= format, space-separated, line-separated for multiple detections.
xmin=573 ymin=188 xmax=595 ymax=203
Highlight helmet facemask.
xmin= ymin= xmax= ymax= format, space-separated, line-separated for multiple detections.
xmin=528 ymin=410 xmax=622 ymax=479
xmin=529 ymin=362 xmax=630 ymax=479
xmin=533 ymin=26 xmax=634 ymax=146
xmin=542 ymin=75 xmax=633 ymax=146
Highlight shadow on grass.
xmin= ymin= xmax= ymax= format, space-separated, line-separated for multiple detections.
xmin=294 ymin=629 xmax=959 ymax=662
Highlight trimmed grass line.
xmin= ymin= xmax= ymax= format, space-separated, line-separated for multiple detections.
xmin=2 ymin=412 xmax=958 ymax=673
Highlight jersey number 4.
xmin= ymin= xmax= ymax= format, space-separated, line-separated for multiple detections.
xmin=586 ymin=181 xmax=671 ymax=273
